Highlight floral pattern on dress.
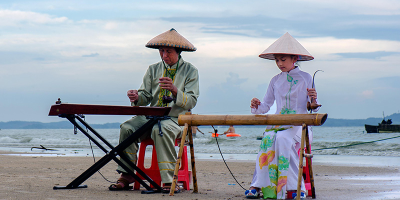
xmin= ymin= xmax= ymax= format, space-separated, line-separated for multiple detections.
xmin=277 ymin=176 xmax=288 ymax=194
xmin=268 ymin=164 xmax=278 ymax=185
xmin=278 ymin=155 xmax=289 ymax=171
xmin=260 ymin=134 xmax=275 ymax=151
xmin=259 ymin=136 xmax=290 ymax=199
xmin=280 ymin=74 xmax=298 ymax=114
xmin=259 ymin=151 xmax=275 ymax=169
xmin=262 ymin=185 xmax=277 ymax=199
xmin=265 ymin=125 xmax=290 ymax=133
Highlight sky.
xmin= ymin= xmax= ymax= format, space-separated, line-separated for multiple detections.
xmin=1 ymin=0 xmax=400 ymax=123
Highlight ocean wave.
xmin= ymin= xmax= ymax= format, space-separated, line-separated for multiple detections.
xmin=1 ymin=127 xmax=399 ymax=156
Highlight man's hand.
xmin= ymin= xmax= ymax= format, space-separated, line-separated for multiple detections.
xmin=159 ymin=77 xmax=178 ymax=96
xmin=251 ymin=98 xmax=261 ymax=109
xmin=127 ymin=89 xmax=138 ymax=103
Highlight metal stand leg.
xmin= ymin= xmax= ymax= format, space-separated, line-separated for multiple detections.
xmin=53 ymin=115 xmax=163 ymax=192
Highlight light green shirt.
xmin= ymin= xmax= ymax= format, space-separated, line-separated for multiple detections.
xmin=133 ymin=58 xmax=200 ymax=117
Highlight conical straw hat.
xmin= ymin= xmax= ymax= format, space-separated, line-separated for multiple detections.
xmin=146 ymin=28 xmax=196 ymax=52
xmin=259 ymin=32 xmax=313 ymax=61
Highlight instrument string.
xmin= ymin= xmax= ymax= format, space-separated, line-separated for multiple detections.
xmin=211 ymin=125 xmax=246 ymax=191
xmin=312 ymin=134 xmax=400 ymax=151
xmin=88 ymin=139 xmax=116 ymax=183
xmin=195 ymin=110 xmax=251 ymax=115
xmin=82 ymin=115 xmax=116 ymax=184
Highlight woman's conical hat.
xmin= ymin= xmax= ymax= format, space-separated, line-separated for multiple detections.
xmin=259 ymin=32 xmax=313 ymax=61
xmin=146 ymin=28 xmax=196 ymax=52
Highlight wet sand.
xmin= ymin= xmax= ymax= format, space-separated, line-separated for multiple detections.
xmin=0 ymin=152 xmax=399 ymax=200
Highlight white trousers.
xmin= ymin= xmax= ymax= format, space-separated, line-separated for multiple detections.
xmin=250 ymin=126 xmax=311 ymax=199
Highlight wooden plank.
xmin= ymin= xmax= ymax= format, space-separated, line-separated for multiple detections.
xmin=296 ymin=124 xmax=307 ymax=200
xmin=48 ymin=104 xmax=171 ymax=116
xmin=170 ymin=123 xmax=188 ymax=196
xmin=188 ymin=125 xmax=198 ymax=193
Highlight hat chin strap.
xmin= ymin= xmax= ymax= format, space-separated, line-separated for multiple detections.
xmin=159 ymin=55 xmax=181 ymax=106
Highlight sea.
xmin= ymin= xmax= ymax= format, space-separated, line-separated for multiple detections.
xmin=1 ymin=126 xmax=400 ymax=161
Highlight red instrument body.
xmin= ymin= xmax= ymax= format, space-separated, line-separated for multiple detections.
xmin=48 ymin=104 xmax=171 ymax=116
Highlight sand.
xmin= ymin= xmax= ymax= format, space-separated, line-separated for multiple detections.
xmin=0 ymin=151 xmax=399 ymax=200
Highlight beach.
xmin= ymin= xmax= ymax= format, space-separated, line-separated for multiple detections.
xmin=0 ymin=152 xmax=399 ymax=200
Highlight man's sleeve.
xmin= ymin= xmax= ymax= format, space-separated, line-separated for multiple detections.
xmin=174 ymin=67 xmax=199 ymax=110
xmin=132 ymin=67 xmax=153 ymax=106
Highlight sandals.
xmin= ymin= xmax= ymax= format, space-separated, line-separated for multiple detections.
xmin=245 ymin=188 xmax=260 ymax=199
xmin=162 ymin=184 xmax=181 ymax=194
xmin=109 ymin=178 xmax=133 ymax=191
xmin=291 ymin=191 xmax=306 ymax=199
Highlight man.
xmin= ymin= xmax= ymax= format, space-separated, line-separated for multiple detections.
xmin=191 ymin=126 xmax=204 ymax=137
xmin=109 ymin=28 xmax=199 ymax=193
xmin=223 ymin=125 xmax=235 ymax=135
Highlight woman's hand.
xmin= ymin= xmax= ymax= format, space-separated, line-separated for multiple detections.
xmin=307 ymin=88 xmax=317 ymax=101
xmin=250 ymin=98 xmax=261 ymax=109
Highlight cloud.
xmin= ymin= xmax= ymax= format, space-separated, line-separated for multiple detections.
xmin=335 ymin=51 xmax=399 ymax=59
xmin=0 ymin=1 xmax=400 ymax=122
xmin=104 ymin=22 xmax=119 ymax=30
xmin=302 ymin=37 xmax=400 ymax=60
xmin=299 ymin=0 xmax=400 ymax=15
xmin=0 ymin=9 xmax=69 ymax=26
xmin=361 ymin=90 xmax=374 ymax=99
xmin=375 ymin=76 xmax=400 ymax=89
xmin=82 ymin=53 xmax=99 ymax=57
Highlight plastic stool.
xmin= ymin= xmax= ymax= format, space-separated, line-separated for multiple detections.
xmin=133 ymin=138 xmax=191 ymax=190
xmin=303 ymin=153 xmax=312 ymax=196
xmin=288 ymin=146 xmax=312 ymax=198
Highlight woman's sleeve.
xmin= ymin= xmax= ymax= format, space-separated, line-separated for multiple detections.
xmin=306 ymin=74 xmax=320 ymax=112
xmin=251 ymin=78 xmax=275 ymax=114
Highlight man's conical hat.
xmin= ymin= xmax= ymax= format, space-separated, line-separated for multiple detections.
xmin=146 ymin=28 xmax=196 ymax=52
xmin=259 ymin=32 xmax=313 ymax=61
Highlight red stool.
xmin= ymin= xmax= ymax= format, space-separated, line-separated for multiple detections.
xmin=302 ymin=152 xmax=312 ymax=196
xmin=288 ymin=146 xmax=312 ymax=198
xmin=133 ymin=138 xmax=191 ymax=190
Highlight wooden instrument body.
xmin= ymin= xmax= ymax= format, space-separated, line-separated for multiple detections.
xmin=48 ymin=103 xmax=171 ymax=116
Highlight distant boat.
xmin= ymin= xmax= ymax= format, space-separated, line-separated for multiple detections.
xmin=365 ymin=119 xmax=400 ymax=133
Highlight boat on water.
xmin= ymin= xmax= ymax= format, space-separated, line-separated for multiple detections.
xmin=365 ymin=119 xmax=400 ymax=133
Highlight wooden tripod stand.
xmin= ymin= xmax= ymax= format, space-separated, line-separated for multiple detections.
xmin=169 ymin=113 xmax=327 ymax=199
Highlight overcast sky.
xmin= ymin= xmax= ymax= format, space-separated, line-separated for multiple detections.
xmin=1 ymin=0 xmax=400 ymax=123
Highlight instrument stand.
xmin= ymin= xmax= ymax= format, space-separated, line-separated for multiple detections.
xmin=296 ymin=124 xmax=316 ymax=199
xmin=53 ymin=114 xmax=167 ymax=193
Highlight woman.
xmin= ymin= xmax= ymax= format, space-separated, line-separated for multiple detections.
xmin=245 ymin=32 xmax=320 ymax=199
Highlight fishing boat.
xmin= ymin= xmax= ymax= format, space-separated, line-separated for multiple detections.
xmin=365 ymin=119 xmax=400 ymax=133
